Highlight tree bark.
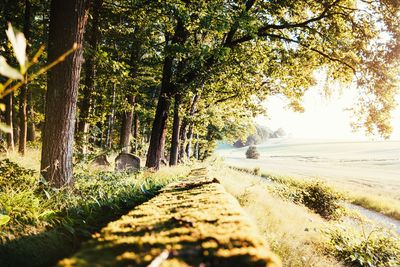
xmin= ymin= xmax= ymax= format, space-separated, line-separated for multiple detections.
xmin=133 ymin=110 xmax=139 ymax=153
xmin=106 ymin=82 xmax=116 ymax=148
xmin=26 ymin=89 xmax=35 ymax=142
xmin=40 ymin=0 xmax=90 ymax=187
xmin=178 ymin=94 xmax=200 ymax=161
xmin=146 ymin=18 xmax=187 ymax=169
xmin=18 ymin=0 xmax=32 ymax=155
xmin=169 ymin=94 xmax=181 ymax=166
xmin=185 ymin=125 xmax=193 ymax=158
xmin=77 ymin=0 xmax=102 ymax=154
xmin=119 ymin=95 xmax=135 ymax=151
xmin=4 ymin=94 xmax=14 ymax=151
xmin=12 ymin=93 xmax=18 ymax=146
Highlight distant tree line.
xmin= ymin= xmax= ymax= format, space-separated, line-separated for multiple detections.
xmin=233 ymin=125 xmax=286 ymax=148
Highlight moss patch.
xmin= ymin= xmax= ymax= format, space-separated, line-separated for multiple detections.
xmin=58 ymin=168 xmax=281 ymax=267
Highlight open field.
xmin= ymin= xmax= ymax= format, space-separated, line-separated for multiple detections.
xmin=217 ymin=138 xmax=400 ymax=202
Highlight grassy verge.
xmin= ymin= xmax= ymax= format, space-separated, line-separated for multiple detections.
xmin=346 ymin=193 xmax=400 ymax=221
xmin=215 ymin=163 xmax=400 ymax=267
xmin=0 ymin=157 xmax=191 ymax=267
xmin=232 ymin=166 xmax=400 ymax=221
xmin=211 ymin=163 xmax=344 ymax=267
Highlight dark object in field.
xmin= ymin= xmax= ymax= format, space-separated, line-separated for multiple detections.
xmin=91 ymin=154 xmax=110 ymax=166
xmin=246 ymin=146 xmax=260 ymax=159
xmin=115 ymin=152 xmax=140 ymax=172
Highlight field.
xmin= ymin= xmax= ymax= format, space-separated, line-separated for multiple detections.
xmin=217 ymin=138 xmax=400 ymax=201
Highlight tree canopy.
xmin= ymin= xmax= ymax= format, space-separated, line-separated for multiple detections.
xmin=0 ymin=0 xmax=399 ymax=184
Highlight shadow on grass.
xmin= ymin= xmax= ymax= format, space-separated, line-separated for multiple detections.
xmin=0 ymin=194 xmax=151 ymax=267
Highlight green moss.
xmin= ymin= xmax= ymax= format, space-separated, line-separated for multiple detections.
xmin=58 ymin=168 xmax=281 ymax=267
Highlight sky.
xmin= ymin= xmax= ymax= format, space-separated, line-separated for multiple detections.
xmin=256 ymin=85 xmax=400 ymax=141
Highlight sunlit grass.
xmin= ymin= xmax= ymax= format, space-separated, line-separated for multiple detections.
xmin=210 ymin=162 xmax=344 ymax=267
xmin=232 ymin=165 xmax=400 ymax=221
xmin=347 ymin=193 xmax=400 ymax=221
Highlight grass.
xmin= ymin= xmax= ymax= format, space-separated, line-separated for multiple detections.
xmin=346 ymin=192 xmax=400 ymax=221
xmin=0 ymin=153 xmax=192 ymax=267
xmin=221 ymin=164 xmax=400 ymax=267
xmin=210 ymin=162 xmax=344 ymax=267
xmin=232 ymin=166 xmax=400 ymax=221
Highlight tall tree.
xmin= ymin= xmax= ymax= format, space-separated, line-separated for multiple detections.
xmin=18 ymin=0 xmax=32 ymax=155
xmin=77 ymin=0 xmax=102 ymax=153
xmin=40 ymin=0 xmax=91 ymax=187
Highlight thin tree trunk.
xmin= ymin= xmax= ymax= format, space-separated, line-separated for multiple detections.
xmin=27 ymin=89 xmax=35 ymax=141
xmin=18 ymin=0 xmax=32 ymax=155
xmin=106 ymin=82 xmax=116 ymax=148
xmin=169 ymin=94 xmax=181 ymax=166
xmin=194 ymin=133 xmax=199 ymax=160
xmin=119 ymin=95 xmax=135 ymax=151
xmin=178 ymin=93 xmax=200 ymax=161
xmin=12 ymin=93 xmax=18 ymax=146
xmin=133 ymin=111 xmax=139 ymax=153
xmin=178 ymin=122 xmax=187 ymax=161
xmin=77 ymin=0 xmax=102 ymax=154
xmin=4 ymin=94 xmax=14 ymax=151
xmin=40 ymin=0 xmax=90 ymax=187
xmin=185 ymin=125 xmax=193 ymax=158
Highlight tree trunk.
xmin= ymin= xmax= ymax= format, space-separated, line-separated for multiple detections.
xmin=12 ymin=93 xmax=19 ymax=146
xmin=145 ymin=93 xmax=172 ymax=169
xmin=169 ymin=94 xmax=181 ymax=166
xmin=4 ymin=94 xmax=14 ymax=151
xmin=119 ymin=95 xmax=135 ymax=151
xmin=27 ymin=89 xmax=35 ymax=142
xmin=194 ymin=133 xmax=199 ymax=160
xmin=40 ymin=0 xmax=90 ymax=187
xmin=178 ymin=121 xmax=187 ymax=161
xmin=146 ymin=18 xmax=187 ymax=169
xmin=133 ymin=111 xmax=139 ymax=153
xmin=145 ymin=52 xmax=175 ymax=169
xmin=106 ymin=83 xmax=116 ymax=148
xmin=77 ymin=0 xmax=102 ymax=154
xmin=178 ymin=93 xmax=200 ymax=161
xmin=18 ymin=0 xmax=32 ymax=155
xmin=185 ymin=125 xmax=193 ymax=158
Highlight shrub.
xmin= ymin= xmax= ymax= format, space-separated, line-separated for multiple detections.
xmin=245 ymin=146 xmax=260 ymax=159
xmin=324 ymin=223 xmax=400 ymax=267
xmin=269 ymin=177 xmax=343 ymax=219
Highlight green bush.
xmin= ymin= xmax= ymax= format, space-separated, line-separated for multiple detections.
xmin=245 ymin=146 xmax=260 ymax=159
xmin=324 ymin=224 xmax=400 ymax=267
xmin=269 ymin=177 xmax=343 ymax=219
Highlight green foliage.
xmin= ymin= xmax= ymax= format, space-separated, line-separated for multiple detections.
xmin=245 ymin=146 xmax=260 ymax=159
xmin=267 ymin=176 xmax=343 ymax=219
xmin=0 ymin=159 xmax=185 ymax=243
xmin=324 ymin=223 xmax=400 ymax=267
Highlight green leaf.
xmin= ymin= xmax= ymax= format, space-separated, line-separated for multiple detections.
xmin=0 ymin=214 xmax=10 ymax=226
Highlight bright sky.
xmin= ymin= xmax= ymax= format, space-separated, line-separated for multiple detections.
xmin=256 ymin=85 xmax=400 ymax=141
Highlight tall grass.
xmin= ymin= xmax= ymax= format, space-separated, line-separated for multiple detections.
xmin=0 ymin=157 xmax=191 ymax=243
xmin=211 ymin=163 xmax=344 ymax=267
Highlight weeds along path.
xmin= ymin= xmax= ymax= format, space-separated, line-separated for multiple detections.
xmin=231 ymin=166 xmax=400 ymax=234
xmin=57 ymin=168 xmax=281 ymax=267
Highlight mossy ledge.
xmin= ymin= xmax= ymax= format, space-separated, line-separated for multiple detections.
xmin=58 ymin=168 xmax=281 ymax=267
